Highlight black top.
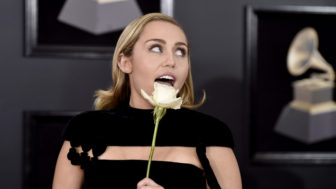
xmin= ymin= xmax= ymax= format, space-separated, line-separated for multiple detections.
xmin=64 ymin=104 xmax=234 ymax=189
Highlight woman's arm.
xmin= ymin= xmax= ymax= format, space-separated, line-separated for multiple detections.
xmin=206 ymin=146 xmax=242 ymax=189
xmin=52 ymin=141 xmax=84 ymax=189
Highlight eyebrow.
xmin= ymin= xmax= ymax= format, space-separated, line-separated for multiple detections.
xmin=145 ymin=38 xmax=188 ymax=48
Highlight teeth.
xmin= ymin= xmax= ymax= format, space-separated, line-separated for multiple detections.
xmin=159 ymin=75 xmax=174 ymax=80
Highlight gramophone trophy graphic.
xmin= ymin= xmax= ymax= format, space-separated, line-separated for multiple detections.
xmin=274 ymin=27 xmax=336 ymax=144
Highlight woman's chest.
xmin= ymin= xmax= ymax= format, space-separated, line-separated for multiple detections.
xmin=84 ymin=160 xmax=207 ymax=189
xmin=96 ymin=146 xmax=203 ymax=169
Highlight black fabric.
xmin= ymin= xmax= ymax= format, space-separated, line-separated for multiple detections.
xmin=64 ymin=104 xmax=234 ymax=188
xmin=196 ymin=142 xmax=221 ymax=189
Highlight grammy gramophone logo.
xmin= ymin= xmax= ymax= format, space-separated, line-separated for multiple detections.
xmin=274 ymin=27 xmax=336 ymax=144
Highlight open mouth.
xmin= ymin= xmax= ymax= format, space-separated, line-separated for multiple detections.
xmin=155 ymin=75 xmax=175 ymax=86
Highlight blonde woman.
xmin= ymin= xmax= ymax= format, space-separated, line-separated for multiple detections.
xmin=53 ymin=13 xmax=242 ymax=189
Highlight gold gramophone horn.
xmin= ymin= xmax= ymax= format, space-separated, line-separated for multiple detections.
xmin=287 ymin=27 xmax=335 ymax=81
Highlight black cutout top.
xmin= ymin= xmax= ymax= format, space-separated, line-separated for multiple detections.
xmin=64 ymin=104 xmax=234 ymax=189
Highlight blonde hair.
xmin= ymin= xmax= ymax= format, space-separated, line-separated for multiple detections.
xmin=94 ymin=13 xmax=205 ymax=110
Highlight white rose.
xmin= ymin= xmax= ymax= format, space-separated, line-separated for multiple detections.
xmin=141 ymin=82 xmax=183 ymax=177
xmin=141 ymin=82 xmax=182 ymax=110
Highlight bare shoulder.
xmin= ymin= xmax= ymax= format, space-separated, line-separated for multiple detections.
xmin=181 ymin=108 xmax=234 ymax=148
xmin=52 ymin=141 xmax=84 ymax=189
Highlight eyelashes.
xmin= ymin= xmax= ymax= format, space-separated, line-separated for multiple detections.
xmin=149 ymin=44 xmax=187 ymax=57
xmin=150 ymin=45 xmax=162 ymax=53
xmin=176 ymin=48 xmax=186 ymax=57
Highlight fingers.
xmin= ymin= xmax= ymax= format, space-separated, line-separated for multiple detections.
xmin=137 ymin=178 xmax=164 ymax=189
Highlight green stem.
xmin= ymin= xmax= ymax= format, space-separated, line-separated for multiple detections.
xmin=146 ymin=106 xmax=166 ymax=178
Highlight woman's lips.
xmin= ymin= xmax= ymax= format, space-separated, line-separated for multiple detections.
xmin=155 ymin=74 xmax=176 ymax=86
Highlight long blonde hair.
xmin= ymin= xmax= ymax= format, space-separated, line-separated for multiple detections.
xmin=94 ymin=13 xmax=205 ymax=110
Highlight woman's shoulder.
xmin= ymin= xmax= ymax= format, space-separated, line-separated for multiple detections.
xmin=69 ymin=108 xmax=127 ymax=124
xmin=62 ymin=109 xmax=121 ymax=141
xmin=180 ymin=108 xmax=228 ymax=127
xmin=179 ymin=108 xmax=234 ymax=148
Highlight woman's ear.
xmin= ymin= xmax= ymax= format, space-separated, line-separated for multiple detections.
xmin=118 ymin=53 xmax=132 ymax=73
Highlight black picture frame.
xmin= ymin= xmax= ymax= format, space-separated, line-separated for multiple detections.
xmin=23 ymin=111 xmax=78 ymax=189
xmin=24 ymin=0 xmax=174 ymax=59
xmin=245 ymin=5 xmax=336 ymax=164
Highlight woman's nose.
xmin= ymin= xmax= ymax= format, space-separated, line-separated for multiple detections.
xmin=163 ymin=51 xmax=176 ymax=67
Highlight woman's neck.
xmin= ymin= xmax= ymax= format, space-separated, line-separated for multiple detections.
xmin=129 ymin=94 xmax=154 ymax=110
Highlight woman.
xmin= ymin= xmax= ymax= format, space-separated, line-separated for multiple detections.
xmin=53 ymin=13 xmax=242 ymax=189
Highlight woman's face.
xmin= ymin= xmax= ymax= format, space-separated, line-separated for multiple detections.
xmin=120 ymin=21 xmax=189 ymax=109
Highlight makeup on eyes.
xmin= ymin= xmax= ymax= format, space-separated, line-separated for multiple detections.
xmin=147 ymin=43 xmax=187 ymax=57
xmin=145 ymin=39 xmax=188 ymax=48
xmin=149 ymin=44 xmax=162 ymax=53
xmin=176 ymin=48 xmax=187 ymax=57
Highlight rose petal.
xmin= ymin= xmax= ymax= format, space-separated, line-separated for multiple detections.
xmin=153 ymin=82 xmax=178 ymax=101
xmin=141 ymin=83 xmax=182 ymax=110
xmin=171 ymin=98 xmax=183 ymax=109
xmin=157 ymin=97 xmax=182 ymax=109
xmin=141 ymin=89 xmax=155 ymax=106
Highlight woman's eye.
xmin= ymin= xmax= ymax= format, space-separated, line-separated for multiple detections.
xmin=150 ymin=46 xmax=162 ymax=53
xmin=176 ymin=48 xmax=186 ymax=57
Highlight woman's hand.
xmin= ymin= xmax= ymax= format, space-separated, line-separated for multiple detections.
xmin=137 ymin=178 xmax=164 ymax=189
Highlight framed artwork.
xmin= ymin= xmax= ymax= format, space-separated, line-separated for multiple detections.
xmin=245 ymin=5 xmax=336 ymax=164
xmin=25 ymin=0 xmax=174 ymax=59
xmin=23 ymin=111 xmax=78 ymax=189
